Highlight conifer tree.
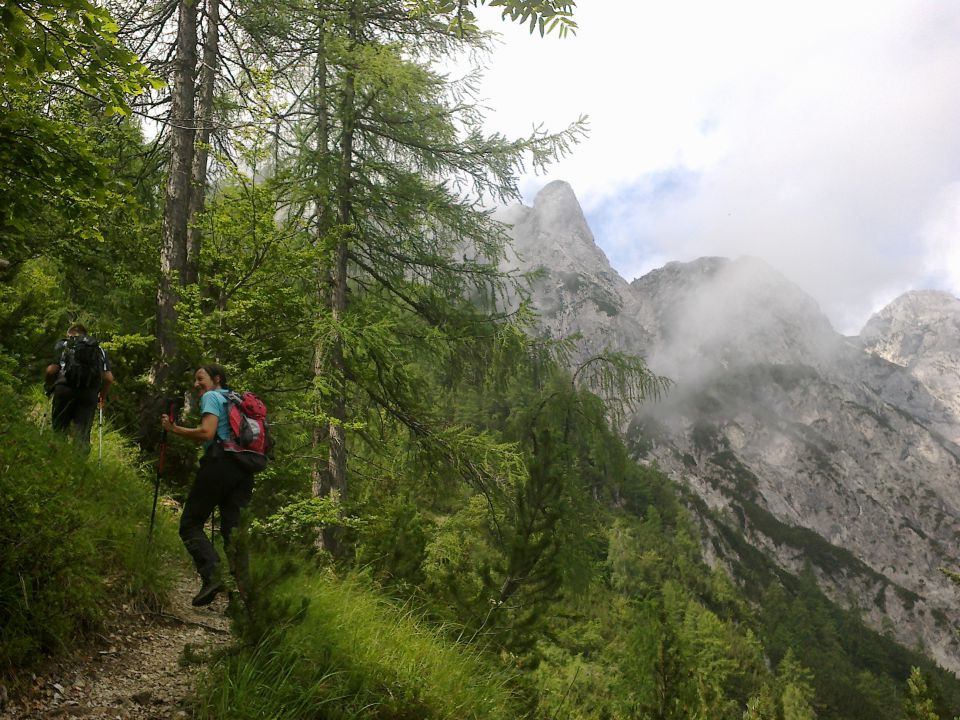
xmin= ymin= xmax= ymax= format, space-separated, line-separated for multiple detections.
xmin=233 ymin=0 xmax=586 ymax=551
xmin=904 ymin=667 xmax=943 ymax=720
xmin=777 ymin=649 xmax=817 ymax=720
xmin=743 ymin=686 xmax=778 ymax=720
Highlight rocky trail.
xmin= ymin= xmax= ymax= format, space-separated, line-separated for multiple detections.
xmin=1 ymin=576 xmax=232 ymax=719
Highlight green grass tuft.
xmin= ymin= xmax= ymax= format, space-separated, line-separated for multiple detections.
xmin=196 ymin=558 xmax=519 ymax=719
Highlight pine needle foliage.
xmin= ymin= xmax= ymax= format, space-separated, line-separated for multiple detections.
xmin=571 ymin=349 xmax=673 ymax=425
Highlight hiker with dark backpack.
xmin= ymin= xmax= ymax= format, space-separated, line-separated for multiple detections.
xmin=160 ymin=363 xmax=270 ymax=606
xmin=44 ymin=323 xmax=114 ymax=446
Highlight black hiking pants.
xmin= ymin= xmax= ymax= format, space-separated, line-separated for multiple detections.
xmin=180 ymin=447 xmax=253 ymax=583
xmin=51 ymin=385 xmax=98 ymax=446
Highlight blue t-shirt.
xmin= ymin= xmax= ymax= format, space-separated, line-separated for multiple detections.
xmin=199 ymin=389 xmax=232 ymax=449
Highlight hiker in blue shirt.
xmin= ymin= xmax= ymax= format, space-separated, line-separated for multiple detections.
xmin=161 ymin=363 xmax=253 ymax=607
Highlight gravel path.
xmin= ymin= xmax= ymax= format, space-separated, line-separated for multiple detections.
xmin=1 ymin=576 xmax=232 ymax=719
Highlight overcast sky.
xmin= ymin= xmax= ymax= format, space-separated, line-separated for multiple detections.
xmin=470 ymin=0 xmax=960 ymax=335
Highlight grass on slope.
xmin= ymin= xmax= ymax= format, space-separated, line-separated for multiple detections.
xmin=197 ymin=558 xmax=520 ymax=720
xmin=0 ymin=384 xmax=181 ymax=675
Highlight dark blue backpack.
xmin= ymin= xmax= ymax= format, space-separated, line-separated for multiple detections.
xmin=61 ymin=336 xmax=102 ymax=390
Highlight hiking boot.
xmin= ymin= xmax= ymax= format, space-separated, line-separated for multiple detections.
xmin=192 ymin=576 xmax=225 ymax=607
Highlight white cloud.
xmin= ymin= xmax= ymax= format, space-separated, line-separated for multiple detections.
xmin=472 ymin=1 xmax=960 ymax=334
xmin=921 ymin=183 xmax=960 ymax=293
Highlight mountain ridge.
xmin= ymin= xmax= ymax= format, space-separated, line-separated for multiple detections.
xmin=499 ymin=181 xmax=960 ymax=673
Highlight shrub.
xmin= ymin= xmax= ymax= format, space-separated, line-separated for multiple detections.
xmin=0 ymin=384 xmax=180 ymax=674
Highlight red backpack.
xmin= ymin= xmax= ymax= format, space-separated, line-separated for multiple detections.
xmin=222 ymin=391 xmax=273 ymax=473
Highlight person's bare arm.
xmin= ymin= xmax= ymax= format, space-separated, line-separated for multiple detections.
xmin=99 ymin=370 xmax=114 ymax=405
xmin=161 ymin=412 xmax=219 ymax=443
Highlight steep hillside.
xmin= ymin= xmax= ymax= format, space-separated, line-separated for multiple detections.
xmin=498 ymin=181 xmax=960 ymax=673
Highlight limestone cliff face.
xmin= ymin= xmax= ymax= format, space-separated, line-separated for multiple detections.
xmin=499 ymin=183 xmax=960 ymax=673
xmin=859 ymin=290 xmax=960 ymax=444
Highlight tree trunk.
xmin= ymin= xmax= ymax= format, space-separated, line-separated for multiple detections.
xmin=328 ymin=0 xmax=358 ymax=519
xmin=154 ymin=0 xmax=197 ymax=391
xmin=310 ymin=11 xmax=330 ymax=493
xmin=312 ymin=0 xmax=358 ymax=555
xmin=185 ymin=0 xmax=220 ymax=285
xmin=309 ymin=1 xmax=338 ymax=551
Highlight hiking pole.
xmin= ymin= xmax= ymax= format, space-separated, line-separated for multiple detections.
xmin=98 ymin=401 xmax=104 ymax=467
xmin=150 ymin=400 xmax=174 ymax=542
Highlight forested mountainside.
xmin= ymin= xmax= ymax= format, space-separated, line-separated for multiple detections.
xmin=500 ymin=180 xmax=960 ymax=674
xmin=4 ymin=0 xmax=960 ymax=717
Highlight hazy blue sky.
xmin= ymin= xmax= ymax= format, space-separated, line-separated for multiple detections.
xmin=471 ymin=0 xmax=960 ymax=334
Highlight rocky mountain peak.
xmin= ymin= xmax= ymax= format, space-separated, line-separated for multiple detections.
xmin=495 ymin=182 xmax=652 ymax=354
xmin=859 ymin=289 xmax=960 ymax=442
xmin=531 ymin=179 xmax=587 ymax=221
xmin=631 ymin=255 xmax=841 ymax=377
xmin=631 ymin=256 xmax=730 ymax=290
xmin=860 ymin=289 xmax=960 ymax=358
xmin=499 ymin=180 xmax=612 ymax=277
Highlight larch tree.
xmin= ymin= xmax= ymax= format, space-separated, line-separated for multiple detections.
xmin=232 ymin=0 xmax=586 ymax=552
